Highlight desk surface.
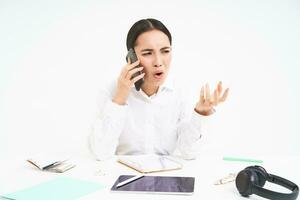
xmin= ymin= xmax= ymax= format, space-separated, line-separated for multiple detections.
xmin=1 ymin=154 xmax=299 ymax=200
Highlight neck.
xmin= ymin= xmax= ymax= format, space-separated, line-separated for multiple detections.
xmin=141 ymin=84 xmax=159 ymax=96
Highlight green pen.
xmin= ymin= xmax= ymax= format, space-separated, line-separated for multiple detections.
xmin=223 ymin=156 xmax=263 ymax=163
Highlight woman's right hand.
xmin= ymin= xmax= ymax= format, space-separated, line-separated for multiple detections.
xmin=112 ymin=60 xmax=145 ymax=105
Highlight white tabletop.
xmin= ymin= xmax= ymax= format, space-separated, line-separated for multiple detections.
xmin=1 ymin=154 xmax=299 ymax=200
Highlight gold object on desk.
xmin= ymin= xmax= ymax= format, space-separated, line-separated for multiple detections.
xmin=214 ymin=173 xmax=237 ymax=185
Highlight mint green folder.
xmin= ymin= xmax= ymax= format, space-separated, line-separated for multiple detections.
xmin=3 ymin=177 xmax=105 ymax=200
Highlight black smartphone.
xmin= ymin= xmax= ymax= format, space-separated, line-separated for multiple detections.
xmin=126 ymin=48 xmax=144 ymax=91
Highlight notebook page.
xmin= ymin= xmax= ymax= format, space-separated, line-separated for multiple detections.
xmin=118 ymin=154 xmax=182 ymax=173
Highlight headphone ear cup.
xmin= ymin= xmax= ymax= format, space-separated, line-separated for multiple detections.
xmin=236 ymin=170 xmax=255 ymax=197
xmin=245 ymin=166 xmax=267 ymax=187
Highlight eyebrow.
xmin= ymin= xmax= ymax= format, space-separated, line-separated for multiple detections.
xmin=140 ymin=47 xmax=171 ymax=52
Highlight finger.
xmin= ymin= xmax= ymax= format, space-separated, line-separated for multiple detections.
xmin=199 ymin=86 xmax=205 ymax=104
xmin=120 ymin=65 xmax=129 ymax=78
xmin=212 ymin=89 xmax=219 ymax=106
xmin=131 ymin=72 xmax=145 ymax=83
xmin=126 ymin=60 xmax=140 ymax=71
xmin=125 ymin=67 xmax=144 ymax=80
xmin=218 ymin=81 xmax=223 ymax=94
xmin=205 ymin=83 xmax=211 ymax=101
xmin=220 ymin=88 xmax=229 ymax=102
xmin=127 ymin=56 xmax=131 ymax=64
xmin=121 ymin=60 xmax=140 ymax=78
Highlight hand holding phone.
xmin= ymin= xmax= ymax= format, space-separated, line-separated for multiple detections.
xmin=126 ymin=48 xmax=144 ymax=91
xmin=112 ymin=49 xmax=144 ymax=105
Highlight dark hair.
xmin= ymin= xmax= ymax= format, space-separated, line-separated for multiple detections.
xmin=126 ymin=18 xmax=172 ymax=50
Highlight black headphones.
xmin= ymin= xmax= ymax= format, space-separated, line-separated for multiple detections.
xmin=236 ymin=165 xmax=299 ymax=200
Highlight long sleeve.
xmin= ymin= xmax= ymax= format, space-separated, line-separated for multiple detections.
xmin=175 ymin=111 xmax=204 ymax=159
xmin=88 ymin=85 xmax=128 ymax=160
xmin=173 ymin=90 xmax=206 ymax=160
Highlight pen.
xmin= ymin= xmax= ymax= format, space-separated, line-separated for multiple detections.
xmin=223 ymin=156 xmax=263 ymax=163
xmin=116 ymin=175 xmax=144 ymax=188
xmin=42 ymin=161 xmax=61 ymax=170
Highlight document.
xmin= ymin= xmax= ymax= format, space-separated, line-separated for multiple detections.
xmin=118 ymin=154 xmax=183 ymax=173
xmin=27 ymin=154 xmax=75 ymax=173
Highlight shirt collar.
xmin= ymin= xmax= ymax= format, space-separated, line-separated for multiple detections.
xmin=158 ymin=73 xmax=174 ymax=92
xmin=132 ymin=74 xmax=175 ymax=99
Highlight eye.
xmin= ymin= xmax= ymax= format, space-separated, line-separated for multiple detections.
xmin=142 ymin=52 xmax=152 ymax=56
xmin=162 ymin=49 xmax=171 ymax=54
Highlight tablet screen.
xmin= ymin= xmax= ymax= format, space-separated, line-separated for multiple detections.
xmin=111 ymin=175 xmax=195 ymax=195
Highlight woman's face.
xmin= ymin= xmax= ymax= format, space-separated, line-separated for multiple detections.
xmin=134 ymin=29 xmax=172 ymax=89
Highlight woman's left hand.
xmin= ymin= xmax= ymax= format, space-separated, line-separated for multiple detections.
xmin=195 ymin=81 xmax=229 ymax=116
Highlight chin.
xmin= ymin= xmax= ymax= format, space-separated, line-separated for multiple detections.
xmin=144 ymin=75 xmax=166 ymax=88
xmin=155 ymin=79 xmax=166 ymax=87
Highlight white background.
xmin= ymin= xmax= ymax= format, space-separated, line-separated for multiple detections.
xmin=1 ymin=0 xmax=299 ymax=160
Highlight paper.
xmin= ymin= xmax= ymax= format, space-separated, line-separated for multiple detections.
xmin=27 ymin=154 xmax=76 ymax=173
xmin=3 ymin=177 xmax=105 ymax=200
xmin=27 ymin=154 xmax=67 ymax=169
xmin=118 ymin=154 xmax=182 ymax=173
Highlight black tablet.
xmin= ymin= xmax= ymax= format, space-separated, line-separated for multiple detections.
xmin=111 ymin=175 xmax=195 ymax=195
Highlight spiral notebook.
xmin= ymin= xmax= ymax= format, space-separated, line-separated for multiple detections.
xmin=117 ymin=155 xmax=183 ymax=173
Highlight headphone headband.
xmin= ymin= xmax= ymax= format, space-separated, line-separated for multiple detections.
xmin=236 ymin=166 xmax=299 ymax=200
xmin=269 ymin=174 xmax=299 ymax=192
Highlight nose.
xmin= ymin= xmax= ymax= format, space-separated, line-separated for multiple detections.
xmin=153 ymin=54 xmax=163 ymax=67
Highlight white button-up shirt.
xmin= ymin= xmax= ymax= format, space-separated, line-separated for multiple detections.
xmin=88 ymin=75 xmax=204 ymax=160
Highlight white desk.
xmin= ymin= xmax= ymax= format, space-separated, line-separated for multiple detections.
xmin=1 ymin=154 xmax=299 ymax=200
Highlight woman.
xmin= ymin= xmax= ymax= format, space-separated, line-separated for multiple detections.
xmin=88 ymin=18 xmax=229 ymax=160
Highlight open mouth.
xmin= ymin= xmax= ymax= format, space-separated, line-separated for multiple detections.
xmin=154 ymin=72 xmax=164 ymax=79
